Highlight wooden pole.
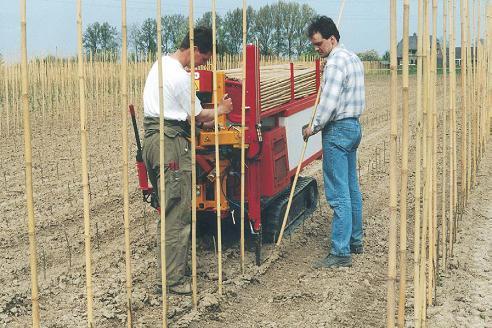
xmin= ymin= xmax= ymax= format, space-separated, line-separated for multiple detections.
xmin=240 ymin=0 xmax=247 ymax=275
xmin=156 ymin=0 xmax=168 ymax=325
xmin=397 ymin=0 xmax=409 ymax=326
xmin=275 ymin=0 xmax=345 ymax=247
xmin=386 ymin=0 xmax=398 ymax=326
xmin=20 ymin=1 xmax=41 ymax=326
xmin=211 ymin=0 xmax=223 ymax=296
xmin=413 ymin=0 xmax=424 ymax=325
xmin=120 ymin=0 xmax=133 ymax=326
xmin=189 ymin=0 xmax=199 ymax=310
xmin=77 ymin=0 xmax=95 ymax=326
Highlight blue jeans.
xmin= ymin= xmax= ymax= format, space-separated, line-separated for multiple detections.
xmin=322 ymin=118 xmax=363 ymax=257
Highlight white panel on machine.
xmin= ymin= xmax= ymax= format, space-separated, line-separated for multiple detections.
xmin=279 ymin=107 xmax=322 ymax=171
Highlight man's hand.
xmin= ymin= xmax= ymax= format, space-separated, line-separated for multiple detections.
xmin=302 ymin=124 xmax=314 ymax=141
xmin=218 ymin=94 xmax=233 ymax=115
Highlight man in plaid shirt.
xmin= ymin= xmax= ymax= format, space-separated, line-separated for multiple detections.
xmin=303 ymin=16 xmax=365 ymax=268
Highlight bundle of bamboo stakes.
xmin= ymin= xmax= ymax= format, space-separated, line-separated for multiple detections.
xmin=224 ymin=63 xmax=318 ymax=111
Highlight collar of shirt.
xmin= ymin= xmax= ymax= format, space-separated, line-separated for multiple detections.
xmin=328 ymin=44 xmax=345 ymax=58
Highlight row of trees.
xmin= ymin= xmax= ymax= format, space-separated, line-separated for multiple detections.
xmin=83 ymin=1 xmax=317 ymax=59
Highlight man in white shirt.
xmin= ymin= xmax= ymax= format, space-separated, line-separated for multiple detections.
xmin=142 ymin=27 xmax=233 ymax=295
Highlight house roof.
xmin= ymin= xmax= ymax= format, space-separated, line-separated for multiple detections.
xmin=397 ymin=33 xmax=441 ymax=57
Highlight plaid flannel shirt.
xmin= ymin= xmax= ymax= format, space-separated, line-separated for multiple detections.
xmin=312 ymin=45 xmax=366 ymax=134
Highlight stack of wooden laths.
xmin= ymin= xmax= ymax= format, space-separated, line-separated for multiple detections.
xmin=223 ymin=63 xmax=318 ymax=112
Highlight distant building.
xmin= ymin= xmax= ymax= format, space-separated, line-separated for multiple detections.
xmin=397 ymin=33 xmax=443 ymax=66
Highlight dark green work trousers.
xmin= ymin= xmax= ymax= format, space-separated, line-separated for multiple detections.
xmin=142 ymin=117 xmax=192 ymax=287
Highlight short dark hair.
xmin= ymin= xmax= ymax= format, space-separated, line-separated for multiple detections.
xmin=180 ymin=27 xmax=213 ymax=54
xmin=307 ymin=15 xmax=340 ymax=42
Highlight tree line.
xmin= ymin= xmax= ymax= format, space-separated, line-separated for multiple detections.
xmin=83 ymin=1 xmax=318 ymax=60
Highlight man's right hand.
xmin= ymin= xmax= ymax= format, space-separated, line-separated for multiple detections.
xmin=218 ymin=94 xmax=233 ymax=115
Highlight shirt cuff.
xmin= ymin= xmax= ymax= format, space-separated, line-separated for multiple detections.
xmin=312 ymin=122 xmax=323 ymax=134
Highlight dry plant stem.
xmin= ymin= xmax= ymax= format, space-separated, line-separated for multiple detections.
xmin=20 ymin=1 xmax=41 ymax=326
xmin=240 ymin=0 xmax=247 ymax=275
xmin=120 ymin=1 xmax=133 ymax=326
xmin=156 ymin=0 xmax=168 ymax=325
xmin=397 ymin=1 xmax=409 ymax=327
xmin=77 ymin=0 xmax=95 ymax=326
xmin=189 ymin=0 xmax=199 ymax=310
xmin=413 ymin=0 xmax=424 ymax=325
xmin=211 ymin=0 xmax=223 ymax=296
xmin=275 ymin=0 xmax=345 ymax=248
xmin=386 ymin=0 xmax=398 ymax=326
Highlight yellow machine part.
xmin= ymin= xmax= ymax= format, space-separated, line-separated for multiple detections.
xmin=197 ymin=159 xmax=230 ymax=211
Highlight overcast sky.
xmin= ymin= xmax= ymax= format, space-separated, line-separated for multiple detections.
xmin=1 ymin=0 xmax=482 ymax=62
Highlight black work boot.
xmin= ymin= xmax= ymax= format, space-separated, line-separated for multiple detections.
xmin=313 ymin=254 xmax=352 ymax=269
xmin=350 ymin=244 xmax=364 ymax=254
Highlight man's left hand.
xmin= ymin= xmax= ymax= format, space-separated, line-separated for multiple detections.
xmin=302 ymin=124 xmax=313 ymax=141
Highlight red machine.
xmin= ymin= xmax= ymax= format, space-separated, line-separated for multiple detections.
xmin=130 ymin=45 xmax=322 ymax=264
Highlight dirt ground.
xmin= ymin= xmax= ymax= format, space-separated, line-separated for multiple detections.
xmin=1 ymin=75 xmax=490 ymax=327
xmin=427 ymin=149 xmax=492 ymax=328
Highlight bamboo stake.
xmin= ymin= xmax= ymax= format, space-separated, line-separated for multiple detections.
xmin=413 ymin=0 xmax=424 ymax=325
xmin=275 ymin=0 xmax=345 ymax=247
xmin=120 ymin=0 xmax=133 ymax=326
xmin=449 ymin=0 xmax=457 ymax=259
xmin=397 ymin=1 xmax=409 ymax=326
xmin=386 ymin=0 xmax=398 ymax=326
xmin=77 ymin=0 xmax=95 ymax=326
xmin=428 ymin=0 xmax=438 ymax=305
xmin=20 ymin=1 xmax=40 ymax=326
xmin=156 ymin=0 xmax=168 ymax=325
xmin=466 ymin=0 xmax=472 ymax=199
xmin=419 ymin=0 xmax=430 ymax=323
xmin=4 ymin=66 xmax=9 ymax=136
xmin=240 ymin=0 xmax=247 ymax=275
xmin=488 ymin=4 xmax=492 ymax=144
xmin=460 ymin=0 xmax=468 ymax=216
xmin=477 ymin=2 xmax=482 ymax=159
xmin=211 ymin=0 xmax=223 ymax=296
xmin=471 ymin=0 xmax=477 ymax=186
xmin=442 ymin=0 xmax=449 ymax=270
xmin=189 ymin=0 xmax=199 ymax=310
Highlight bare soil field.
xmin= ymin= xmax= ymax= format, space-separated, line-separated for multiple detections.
xmin=1 ymin=75 xmax=489 ymax=327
